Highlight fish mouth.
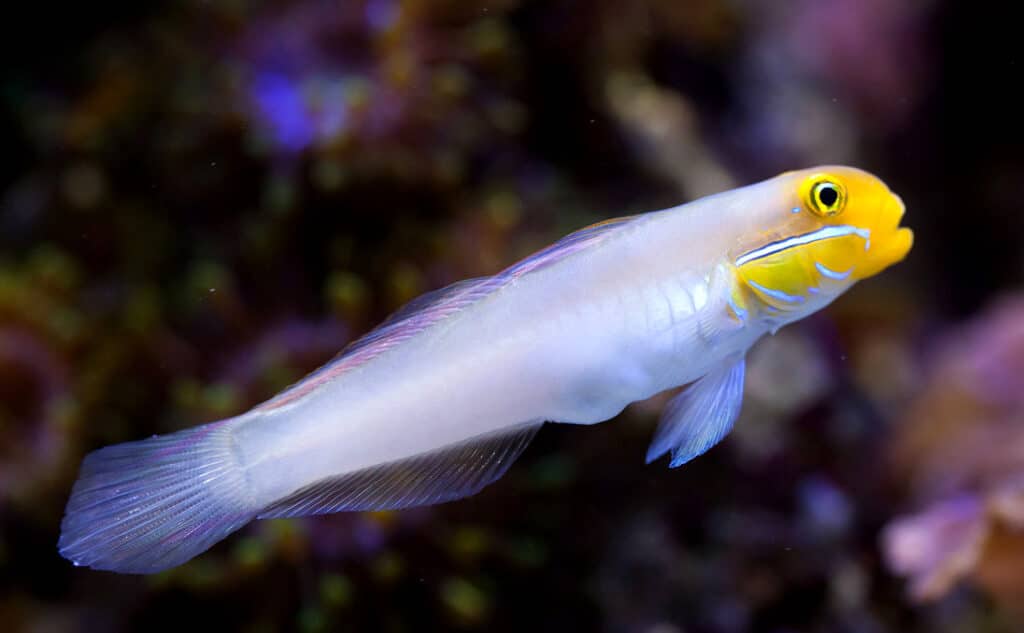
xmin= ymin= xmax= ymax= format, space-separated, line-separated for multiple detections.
xmin=883 ymin=194 xmax=913 ymax=261
xmin=891 ymin=194 xmax=908 ymax=230
xmin=852 ymin=194 xmax=913 ymax=279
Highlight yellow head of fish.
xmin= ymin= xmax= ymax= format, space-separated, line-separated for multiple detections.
xmin=731 ymin=166 xmax=913 ymax=320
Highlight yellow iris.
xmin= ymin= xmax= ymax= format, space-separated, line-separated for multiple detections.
xmin=802 ymin=176 xmax=847 ymax=217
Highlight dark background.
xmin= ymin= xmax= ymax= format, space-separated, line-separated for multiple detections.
xmin=2 ymin=1 xmax=1024 ymax=631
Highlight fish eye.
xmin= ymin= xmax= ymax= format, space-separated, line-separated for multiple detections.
xmin=807 ymin=179 xmax=846 ymax=216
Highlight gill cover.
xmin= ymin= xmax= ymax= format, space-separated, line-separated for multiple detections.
xmin=734 ymin=167 xmax=913 ymax=312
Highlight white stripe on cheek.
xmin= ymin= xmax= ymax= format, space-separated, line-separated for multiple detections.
xmin=735 ymin=225 xmax=870 ymax=267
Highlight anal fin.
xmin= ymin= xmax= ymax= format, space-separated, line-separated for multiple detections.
xmin=645 ymin=357 xmax=745 ymax=468
xmin=259 ymin=423 xmax=542 ymax=518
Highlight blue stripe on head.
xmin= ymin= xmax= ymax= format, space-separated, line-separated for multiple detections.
xmin=814 ymin=262 xmax=853 ymax=281
xmin=747 ymin=279 xmax=805 ymax=304
xmin=727 ymin=296 xmax=748 ymax=323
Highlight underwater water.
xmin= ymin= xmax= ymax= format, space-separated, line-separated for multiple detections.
xmin=2 ymin=0 xmax=1024 ymax=631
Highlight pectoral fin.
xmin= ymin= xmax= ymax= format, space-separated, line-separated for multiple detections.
xmin=645 ymin=357 xmax=745 ymax=467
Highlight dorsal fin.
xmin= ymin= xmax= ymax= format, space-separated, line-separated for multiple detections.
xmin=257 ymin=214 xmax=640 ymax=412
xmin=257 ymin=276 xmax=503 ymax=411
xmin=258 ymin=423 xmax=542 ymax=517
xmin=501 ymin=214 xmax=639 ymax=279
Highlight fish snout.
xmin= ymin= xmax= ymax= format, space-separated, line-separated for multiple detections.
xmin=861 ymin=193 xmax=913 ymax=277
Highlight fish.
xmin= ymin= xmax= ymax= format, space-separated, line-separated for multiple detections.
xmin=58 ymin=165 xmax=912 ymax=573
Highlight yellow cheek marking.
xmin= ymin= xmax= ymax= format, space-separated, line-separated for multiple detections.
xmin=736 ymin=257 xmax=812 ymax=310
xmin=734 ymin=225 xmax=871 ymax=311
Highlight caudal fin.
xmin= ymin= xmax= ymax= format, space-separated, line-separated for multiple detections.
xmin=58 ymin=419 xmax=256 ymax=574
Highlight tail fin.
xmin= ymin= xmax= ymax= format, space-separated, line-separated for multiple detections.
xmin=58 ymin=419 xmax=256 ymax=574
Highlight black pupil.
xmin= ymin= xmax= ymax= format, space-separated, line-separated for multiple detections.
xmin=818 ymin=185 xmax=839 ymax=207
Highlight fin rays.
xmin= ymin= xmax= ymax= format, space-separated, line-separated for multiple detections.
xmin=646 ymin=358 xmax=746 ymax=467
xmin=58 ymin=420 xmax=256 ymax=574
xmin=259 ymin=423 xmax=542 ymax=518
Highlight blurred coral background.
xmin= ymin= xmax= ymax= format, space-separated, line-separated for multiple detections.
xmin=2 ymin=1 xmax=1024 ymax=632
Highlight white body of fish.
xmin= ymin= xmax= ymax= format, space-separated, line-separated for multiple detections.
xmin=238 ymin=205 xmax=764 ymax=505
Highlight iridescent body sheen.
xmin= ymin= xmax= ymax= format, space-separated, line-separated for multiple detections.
xmin=59 ymin=166 xmax=912 ymax=573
